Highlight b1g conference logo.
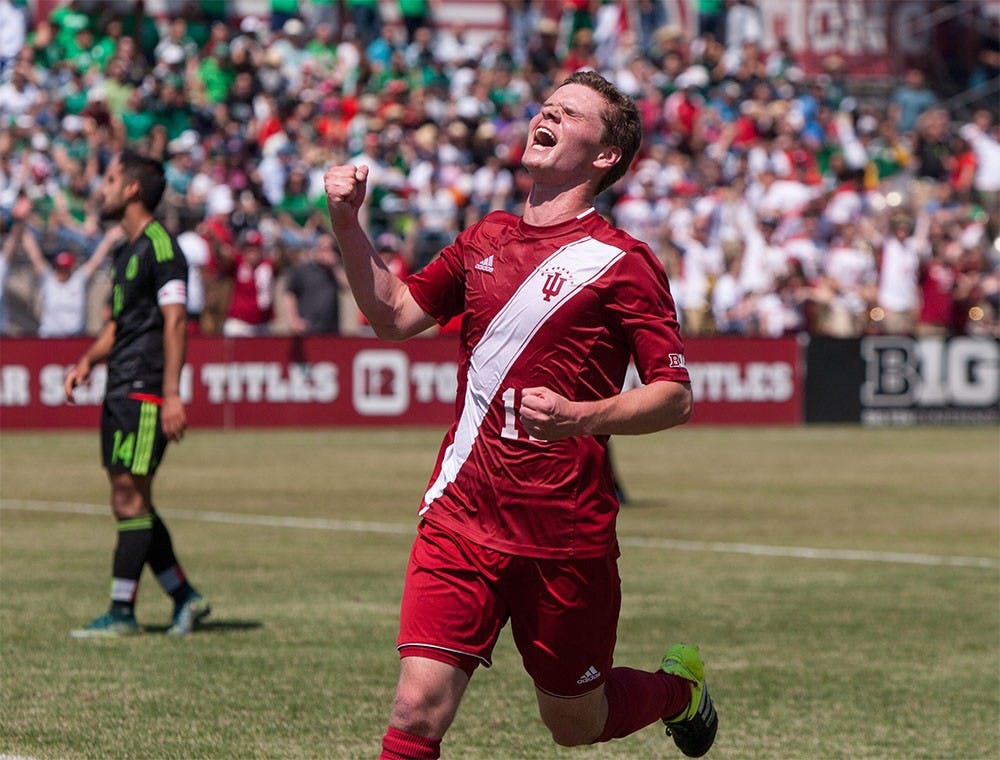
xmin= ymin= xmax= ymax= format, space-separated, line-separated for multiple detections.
xmin=861 ymin=337 xmax=999 ymax=422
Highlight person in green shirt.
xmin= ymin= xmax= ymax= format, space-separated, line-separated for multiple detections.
xmin=49 ymin=2 xmax=90 ymax=54
xmin=58 ymin=68 xmax=90 ymax=115
xmin=85 ymin=25 xmax=117 ymax=72
xmin=53 ymin=115 xmax=90 ymax=165
xmin=153 ymin=80 xmax=195 ymax=140
xmin=304 ymin=21 xmax=338 ymax=76
xmin=26 ymin=18 xmax=63 ymax=69
xmin=120 ymin=88 xmax=155 ymax=142
xmin=275 ymin=164 xmax=318 ymax=229
xmin=196 ymin=43 xmax=234 ymax=104
xmin=65 ymin=27 xmax=103 ymax=74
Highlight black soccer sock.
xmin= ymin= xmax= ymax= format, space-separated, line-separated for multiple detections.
xmin=147 ymin=508 xmax=195 ymax=603
xmin=110 ymin=514 xmax=154 ymax=617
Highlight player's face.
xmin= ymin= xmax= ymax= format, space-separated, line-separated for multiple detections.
xmin=522 ymin=84 xmax=618 ymax=184
xmin=98 ymin=159 xmax=134 ymax=221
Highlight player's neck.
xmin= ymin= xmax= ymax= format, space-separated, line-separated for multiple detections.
xmin=121 ymin=206 xmax=154 ymax=242
xmin=522 ymin=183 xmax=595 ymax=227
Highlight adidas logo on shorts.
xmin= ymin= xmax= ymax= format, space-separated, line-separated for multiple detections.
xmin=576 ymin=665 xmax=601 ymax=685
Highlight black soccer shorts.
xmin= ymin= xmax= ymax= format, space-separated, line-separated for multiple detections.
xmin=101 ymin=394 xmax=169 ymax=477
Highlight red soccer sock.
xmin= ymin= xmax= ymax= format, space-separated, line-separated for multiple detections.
xmin=593 ymin=666 xmax=692 ymax=743
xmin=379 ymin=726 xmax=442 ymax=759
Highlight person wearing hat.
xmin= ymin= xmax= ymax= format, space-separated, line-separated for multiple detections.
xmin=63 ymin=150 xmax=210 ymax=638
xmin=221 ymin=229 xmax=275 ymax=336
xmin=17 ymin=213 xmax=122 ymax=338
xmin=529 ymin=17 xmax=561 ymax=81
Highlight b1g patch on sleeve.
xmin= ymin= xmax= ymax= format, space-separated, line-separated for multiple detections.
xmin=669 ymin=353 xmax=686 ymax=368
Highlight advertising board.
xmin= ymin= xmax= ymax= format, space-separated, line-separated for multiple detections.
xmin=805 ymin=336 xmax=1000 ymax=425
xmin=0 ymin=335 xmax=804 ymax=429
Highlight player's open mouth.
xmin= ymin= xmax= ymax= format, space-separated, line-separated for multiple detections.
xmin=532 ymin=126 xmax=557 ymax=149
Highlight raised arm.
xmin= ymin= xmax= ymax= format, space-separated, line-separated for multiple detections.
xmin=3 ymin=195 xmax=32 ymax=262
xmin=324 ymin=164 xmax=436 ymax=340
xmin=21 ymin=225 xmax=49 ymax=278
xmin=1 ymin=223 xmax=19 ymax=263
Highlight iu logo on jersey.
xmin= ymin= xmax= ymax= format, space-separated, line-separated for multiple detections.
xmin=541 ymin=266 xmax=573 ymax=301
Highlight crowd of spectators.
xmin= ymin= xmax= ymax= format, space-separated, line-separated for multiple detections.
xmin=1 ymin=0 xmax=998 ymax=340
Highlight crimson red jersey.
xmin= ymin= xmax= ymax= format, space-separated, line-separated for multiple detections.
xmin=406 ymin=208 xmax=690 ymax=559
xmin=227 ymin=255 xmax=274 ymax=325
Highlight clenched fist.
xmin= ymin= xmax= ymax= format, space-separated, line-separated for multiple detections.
xmin=324 ymin=164 xmax=369 ymax=226
xmin=520 ymin=386 xmax=587 ymax=441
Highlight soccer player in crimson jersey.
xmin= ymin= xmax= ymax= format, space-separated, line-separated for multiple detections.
xmin=325 ymin=71 xmax=717 ymax=758
xmin=63 ymin=151 xmax=209 ymax=638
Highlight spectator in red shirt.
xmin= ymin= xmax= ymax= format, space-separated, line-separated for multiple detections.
xmin=221 ymin=230 xmax=275 ymax=336
xmin=917 ymin=237 xmax=959 ymax=336
xmin=947 ymin=134 xmax=978 ymax=201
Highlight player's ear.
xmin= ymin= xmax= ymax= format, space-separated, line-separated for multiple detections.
xmin=594 ymin=145 xmax=622 ymax=172
xmin=124 ymin=178 xmax=142 ymax=206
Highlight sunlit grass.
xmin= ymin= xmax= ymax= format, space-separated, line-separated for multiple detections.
xmin=1 ymin=426 xmax=997 ymax=758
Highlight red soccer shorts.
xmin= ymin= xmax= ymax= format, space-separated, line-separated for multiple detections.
xmin=397 ymin=519 xmax=622 ymax=697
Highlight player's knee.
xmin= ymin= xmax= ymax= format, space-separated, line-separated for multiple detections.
xmin=109 ymin=478 xmax=146 ymax=519
xmin=389 ymin=687 xmax=446 ymax=738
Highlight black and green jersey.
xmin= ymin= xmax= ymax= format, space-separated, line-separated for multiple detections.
xmin=106 ymin=221 xmax=188 ymax=398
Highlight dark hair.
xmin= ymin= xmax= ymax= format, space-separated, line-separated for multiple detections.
xmin=561 ymin=70 xmax=642 ymax=194
xmin=119 ymin=149 xmax=167 ymax=212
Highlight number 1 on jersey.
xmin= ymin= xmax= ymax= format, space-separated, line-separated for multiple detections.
xmin=501 ymin=387 xmax=518 ymax=440
xmin=501 ymin=388 xmax=540 ymax=441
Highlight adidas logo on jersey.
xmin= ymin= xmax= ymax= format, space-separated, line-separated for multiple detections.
xmin=474 ymin=255 xmax=495 ymax=273
xmin=576 ymin=666 xmax=601 ymax=685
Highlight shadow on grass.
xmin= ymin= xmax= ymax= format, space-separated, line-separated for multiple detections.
xmin=143 ymin=620 xmax=263 ymax=634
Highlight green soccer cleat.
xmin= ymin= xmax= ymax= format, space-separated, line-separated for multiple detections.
xmin=661 ymin=643 xmax=718 ymax=758
xmin=69 ymin=611 xmax=139 ymax=639
xmin=166 ymin=593 xmax=211 ymax=636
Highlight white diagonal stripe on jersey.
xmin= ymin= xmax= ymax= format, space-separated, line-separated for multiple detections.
xmin=421 ymin=236 xmax=627 ymax=510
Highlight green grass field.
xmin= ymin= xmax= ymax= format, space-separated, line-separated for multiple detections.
xmin=1 ymin=426 xmax=998 ymax=759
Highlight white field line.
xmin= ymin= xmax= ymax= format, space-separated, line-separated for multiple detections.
xmin=2 ymin=499 xmax=998 ymax=570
